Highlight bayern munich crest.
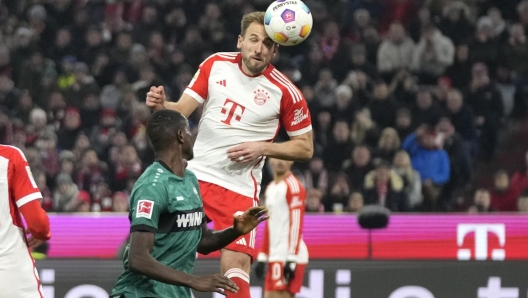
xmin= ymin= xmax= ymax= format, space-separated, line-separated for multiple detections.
xmin=254 ymin=88 xmax=270 ymax=105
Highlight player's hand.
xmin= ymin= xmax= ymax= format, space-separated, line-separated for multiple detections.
xmin=227 ymin=142 xmax=265 ymax=163
xmin=284 ymin=261 xmax=296 ymax=283
xmin=254 ymin=261 xmax=266 ymax=280
xmin=190 ymin=273 xmax=239 ymax=296
xmin=146 ymin=86 xmax=166 ymax=111
xmin=25 ymin=228 xmax=46 ymax=249
xmin=233 ymin=206 xmax=269 ymax=235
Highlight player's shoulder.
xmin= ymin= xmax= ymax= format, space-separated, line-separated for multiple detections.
xmin=0 ymin=145 xmax=27 ymax=162
xmin=201 ymin=52 xmax=239 ymax=67
xmin=184 ymin=169 xmax=198 ymax=182
xmin=285 ymin=173 xmax=304 ymax=194
xmin=264 ymin=68 xmax=304 ymax=103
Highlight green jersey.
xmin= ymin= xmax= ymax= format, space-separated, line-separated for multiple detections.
xmin=111 ymin=161 xmax=204 ymax=298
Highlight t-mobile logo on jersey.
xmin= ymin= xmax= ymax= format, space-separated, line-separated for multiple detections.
xmin=221 ymin=98 xmax=246 ymax=125
xmin=457 ymin=224 xmax=506 ymax=261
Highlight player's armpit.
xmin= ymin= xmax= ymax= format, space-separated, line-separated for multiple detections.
xmin=19 ymin=200 xmax=50 ymax=240
xmin=262 ymin=130 xmax=313 ymax=161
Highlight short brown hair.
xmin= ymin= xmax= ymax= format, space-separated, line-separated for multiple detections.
xmin=240 ymin=11 xmax=265 ymax=37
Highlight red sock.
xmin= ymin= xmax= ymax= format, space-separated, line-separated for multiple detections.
xmin=225 ymin=268 xmax=250 ymax=298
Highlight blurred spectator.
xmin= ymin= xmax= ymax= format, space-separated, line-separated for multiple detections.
xmin=468 ymin=188 xmax=495 ymax=213
xmin=64 ymin=62 xmax=99 ymax=108
xmin=446 ymin=44 xmax=473 ymax=89
xmin=363 ymin=161 xmax=408 ymax=212
xmin=468 ymin=17 xmax=500 ymax=74
xmin=53 ymin=172 xmax=79 ymax=212
xmin=100 ymin=69 xmax=128 ymax=110
xmin=409 ymin=7 xmax=433 ymax=42
xmin=111 ymin=144 xmax=143 ymax=192
xmin=323 ymin=120 xmax=354 ymax=172
xmin=392 ymin=150 xmax=423 ymax=209
xmin=435 ymin=117 xmax=472 ymax=210
xmin=412 ymin=88 xmax=442 ymax=127
xmin=438 ymin=2 xmax=474 ymax=46
xmin=56 ymin=108 xmax=82 ymax=150
xmin=343 ymin=145 xmax=375 ymax=190
xmin=51 ymin=28 xmax=75 ymax=65
xmin=59 ymin=150 xmax=75 ymax=176
xmin=80 ymin=93 xmax=102 ymax=133
xmin=12 ymin=90 xmax=36 ymax=124
xmin=349 ymin=0 xmax=385 ymax=27
xmin=313 ymin=108 xmax=333 ymax=151
xmin=75 ymin=190 xmax=92 ymax=212
xmin=34 ymin=170 xmax=53 ymax=212
xmin=319 ymin=21 xmax=351 ymax=81
xmin=402 ymin=126 xmax=450 ymax=211
xmin=377 ymin=22 xmax=415 ymax=80
xmin=91 ymin=180 xmax=113 ymax=212
xmin=134 ymin=5 xmax=163 ymax=47
xmin=112 ymin=191 xmax=129 ymax=212
xmin=464 ymin=63 xmax=504 ymax=161
xmin=74 ymin=148 xmax=109 ymax=193
xmin=90 ymin=108 xmax=119 ymax=157
xmin=394 ymin=107 xmax=414 ymax=141
xmin=302 ymin=156 xmax=329 ymax=194
xmin=380 ymin=0 xmax=417 ymax=31
xmin=305 ymin=188 xmax=325 ymax=213
xmin=388 ymin=69 xmax=418 ymax=108
xmin=314 ymin=68 xmax=338 ymax=109
xmin=518 ymin=1 xmax=528 ymax=33
xmin=412 ymin=24 xmax=455 ymax=84
xmin=502 ymin=24 xmax=528 ymax=78
xmin=490 ymin=170 xmax=519 ymax=212
xmin=345 ymin=44 xmax=379 ymax=81
xmin=57 ymin=56 xmax=76 ymax=90
xmin=510 ymin=150 xmax=528 ymax=197
xmin=346 ymin=9 xmax=372 ymax=41
xmin=333 ymin=84 xmax=357 ymax=123
xmin=517 ymin=189 xmax=528 ymax=212
xmin=445 ymin=89 xmax=477 ymax=146
xmin=324 ymin=173 xmax=351 ymax=213
xmin=0 ymin=74 xmax=18 ymax=113
xmin=374 ymin=127 xmax=401 ymax=163
xmin=344 ymin=191 xmax=364 ymax=212
xmin=433 ymin=76 xmax=452 ymax=109
xmin=487 ymin=8 xmax=508 ymax=41
xmin=367 ymin=80 xmax=399 ymax=129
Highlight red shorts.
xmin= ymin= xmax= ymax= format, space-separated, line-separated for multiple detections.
xmin=264 ymin=262 xmax=306 ymax=294
xmin=199 ymin=181 xmax=258 ymax=257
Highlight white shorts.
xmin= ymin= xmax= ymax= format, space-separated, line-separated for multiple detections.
xmin=0 ymin=232 xmax=43 ymax=298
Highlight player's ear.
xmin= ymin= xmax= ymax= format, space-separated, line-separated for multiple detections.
xmin=177 ymin=129 xmax=185 ymax=144
xmin=237 ymin=35 xmax=243 ymax=49
xmin=273 ymin=44 xmax=279 ymax=56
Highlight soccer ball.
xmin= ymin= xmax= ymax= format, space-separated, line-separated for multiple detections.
xmin=264 ymin=0 xmax=313 ymax=46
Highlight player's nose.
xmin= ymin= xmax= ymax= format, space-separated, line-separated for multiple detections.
xmin=254 ymin=42 xmax=264 ymax=54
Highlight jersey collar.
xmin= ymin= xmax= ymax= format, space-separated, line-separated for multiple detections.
xmin=155 ymin=159 xmax=175 ymax=175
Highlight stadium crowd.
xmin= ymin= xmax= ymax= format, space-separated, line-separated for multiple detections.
xmin=1 ymin=0 xmax=528 ymax=214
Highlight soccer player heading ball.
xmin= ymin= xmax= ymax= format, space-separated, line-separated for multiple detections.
xmin=146 ymin=11 xmax=313 ymax=298
xmin=111 ymin=110 xmax=269 ymax=297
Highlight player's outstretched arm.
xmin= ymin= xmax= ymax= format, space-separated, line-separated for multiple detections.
xmin=145 ymin=86 xmax=200 ymax=118
xmin=128 ymin=231 xmax=239 ymax=295
xmin=227 ymin=131 xmax=314 ymax=163
xmin=197 ymin=206 xmax=269 ymax=255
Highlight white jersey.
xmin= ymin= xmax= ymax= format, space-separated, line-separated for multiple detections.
xmin=0 ymin=145 xmax=44 ymax=298
xmin=184 ymin=52 xmax=312 ymax=198
xmin=257 ymin=173 xmax=308 ymax=264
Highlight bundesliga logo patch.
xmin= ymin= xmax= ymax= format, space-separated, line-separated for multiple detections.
xmin=137 ymin=200 xmax=154 ymax=219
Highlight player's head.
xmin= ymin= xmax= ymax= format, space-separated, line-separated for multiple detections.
xmin=146 ymin=109 xmax=193 ymax=160
xmin=268 ymin=157 xmax=293 ymax=176
xmin=238 ymin=11 xmax=278 ymax=76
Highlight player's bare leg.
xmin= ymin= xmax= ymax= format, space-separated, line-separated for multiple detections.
xmin=265 ymin=291 xmax=294 ymax=298
xmin=221 ymin=249 xmax=251 ymax=298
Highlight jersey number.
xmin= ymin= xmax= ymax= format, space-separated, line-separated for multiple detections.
xmin=220 ymin=98 xmax=245 ymax=125
xmin=271 ymin=263 xmax=282 ymax=280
